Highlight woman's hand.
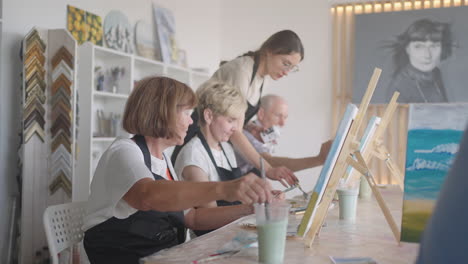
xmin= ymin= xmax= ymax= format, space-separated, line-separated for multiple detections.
xmin=221 ymin=173 xmax=272 ymax=204
xmin=244 ymin=121 xmax=265 ymax=139
xmin=266 ymin=166 xmax=298 ymax=187
xmin=271 ymin=190 xmax=285 ymax=202
xmin=317 ymin=140 xmax=333 ymax=164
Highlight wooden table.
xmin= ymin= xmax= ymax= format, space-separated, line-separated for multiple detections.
xmin=142 ymin=186 xmax=419 ymax=264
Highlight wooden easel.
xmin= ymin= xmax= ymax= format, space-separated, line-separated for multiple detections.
xmin=339 ymin=94 xmax=403 ymax=244
xmin=346 ymin=150 xmax=401 ymax=243
xmin=303 ymin=68 xmax=380 ymax=247
xmin=304 ymin=70 xmax=404 ymax=247
xmin=345 ymin=93 xmax=404 ymax=190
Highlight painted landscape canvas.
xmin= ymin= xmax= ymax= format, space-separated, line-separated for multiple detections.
xmin=401 ymin=103 xmax=468 ymax=242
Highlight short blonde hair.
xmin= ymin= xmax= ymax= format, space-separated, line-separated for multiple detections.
xmin=123 ymin=76 xmax=197 ymax=138
xmin=196 ymin=82 xmax=247 ymax=125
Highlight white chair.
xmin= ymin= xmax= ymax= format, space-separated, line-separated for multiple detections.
xmin=43 ymin=201 xmax=87 ymax=264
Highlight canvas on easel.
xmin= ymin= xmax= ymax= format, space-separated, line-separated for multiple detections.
xmin=344 ymin=92 xmax=404 ymax=190
xmin=401 ymin=103 xmax=468 ymax=242
xmin=302 ymin=69 xmax=412 ymax=247
xmin=301 ymin=68 xmax=381 ymax=246
xmin=296 ymin=103 xmax=358 ymax=237
xmin=343 ymin=116 xmax=381 ymax=185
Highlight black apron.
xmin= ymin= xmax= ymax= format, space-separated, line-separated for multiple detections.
xmin=192 ymin=130 xmax=242 ymax=236
xmin=171 ymin=54 xmax=264 ymax=164
xmin=84 ymin=135 xmax=186 ymax=264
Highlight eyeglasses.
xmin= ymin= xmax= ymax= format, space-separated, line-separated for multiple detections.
xmin=281 ymin=59 xmax=299 ymax=73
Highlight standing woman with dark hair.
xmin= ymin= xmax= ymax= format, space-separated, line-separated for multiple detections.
xmin=386 ymin=19 xmax=453 ymax=103
xmin=172 ymin=29 xmax=304 ymax=186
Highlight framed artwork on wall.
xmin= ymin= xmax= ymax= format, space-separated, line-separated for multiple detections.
xmin=103 ymin=10 xmax=134 ymax=53
xmin=152 ymin=2 xmax=178 ymax=64
xmin=67 ymin=5 xmax=103 ymax=46
xmin=353 ymin=6 xmax=468 ymax=104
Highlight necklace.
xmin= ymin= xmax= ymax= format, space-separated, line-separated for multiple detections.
xmin=212 ymin=147 xmax=224 ymax=167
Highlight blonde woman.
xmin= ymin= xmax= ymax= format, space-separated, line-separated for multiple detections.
xmin=174 ymin=82 xmax=283 ymax=236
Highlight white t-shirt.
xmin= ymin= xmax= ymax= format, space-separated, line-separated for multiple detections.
xmin=82 ymin=137 xmax=177 ymax=231
xmin=207 ymin=56 xmax=267 ymax=106
xmin=174 ymin=137 xmax=238 ymax=182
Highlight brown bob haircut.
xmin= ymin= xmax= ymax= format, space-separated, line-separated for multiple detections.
xmin=122 ymin=76 xmax=197 ymax=138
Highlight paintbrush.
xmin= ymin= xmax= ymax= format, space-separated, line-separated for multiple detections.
xmin=260 ymin=157 xmax=270 ymax=220
xmin=192 ymin=250 xmax=240 ymax=263
xmin=296 ymin=183 xmax=309 ymax=200
xmin=274 ymin=184 xmax=298 ymax=198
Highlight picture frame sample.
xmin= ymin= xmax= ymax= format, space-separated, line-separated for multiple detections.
xmin=297 ymin=104 xmax=359 ymax=236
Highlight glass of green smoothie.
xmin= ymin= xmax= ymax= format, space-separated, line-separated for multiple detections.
xmin=254 ymin=202 xmax=291 ymax=264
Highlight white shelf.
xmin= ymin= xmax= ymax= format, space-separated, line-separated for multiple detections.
xmin=94 ymin=90 xmax=129 ymax=99
xmin=134 ymin=55 xmax=165 ymax=67
xmin=133 ymin=56 xmax=165 ymax=81
xmin=94 ymin=44 xmax=133 ymax=58
xmin=167 ymin=64 xmax=189 ymax=72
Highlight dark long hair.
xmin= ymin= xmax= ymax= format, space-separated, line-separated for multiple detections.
xmin=241 ymin=30 xmax=304 ymax=61
xmin=386 ymin=19 xmax=453 ymax=77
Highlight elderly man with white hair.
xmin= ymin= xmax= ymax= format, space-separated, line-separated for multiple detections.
xmin=236 ymin=94 xmax=332 ymax=176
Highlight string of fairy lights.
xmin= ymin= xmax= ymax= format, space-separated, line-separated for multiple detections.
xmin=331 ymin=0 xmax=467 ymax=14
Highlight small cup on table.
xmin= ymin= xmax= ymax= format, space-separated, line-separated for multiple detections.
xmin=254 ymin=202 xmax=291 ymax=264
xmin=337 ymin=187 xmax=359 ymax=221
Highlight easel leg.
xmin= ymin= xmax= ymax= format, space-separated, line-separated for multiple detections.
xmin=374 ymin=144 xmax=405 ymax=191
xmin=354 ymin=151 xmax=401 ymax=244
xmin=384 ymin=154 xmax=404 ymax=191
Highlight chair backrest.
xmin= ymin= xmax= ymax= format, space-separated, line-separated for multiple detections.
xmin=43 ymin=201 xmax=87 ymax=264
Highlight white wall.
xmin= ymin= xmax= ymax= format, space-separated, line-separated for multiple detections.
xmin=0 ymin=0 xmax=221 ymax=261
xmin=219 ymin=1 xmax=333 ymax=195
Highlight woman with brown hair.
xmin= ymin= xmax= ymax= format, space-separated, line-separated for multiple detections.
xmin=82 ymin=76 xmax=272 ymax=264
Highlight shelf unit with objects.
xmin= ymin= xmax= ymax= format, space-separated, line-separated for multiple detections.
xmin=75 ymin=42 xmax=211 ymax=201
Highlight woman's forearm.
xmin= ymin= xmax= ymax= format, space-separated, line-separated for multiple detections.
xmin=230 ymin=129 xmax=272 ymax=171
xmin=263 ymin=154 xmax=323 ymax=172
xmin=184 ymin=204 xmax=253 ymax=230
xmin=127 ymin=173 xmax=271 ymax=212
xmin=140 ymin=180 xmax=227 ymax=212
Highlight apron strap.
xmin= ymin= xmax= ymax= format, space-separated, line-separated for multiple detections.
xmin=132 ymin=135 xmax=152 ymax=172
xmin=196 ymin=130 xmax=234 ymax=177
xmin=132 ymin=135 xmax=185 ymax=243
xmin=245 ymin=54 xmax=264 ymax=124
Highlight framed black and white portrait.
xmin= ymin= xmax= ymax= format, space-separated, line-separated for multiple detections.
xmin=353 ymin=6 xmax=468 ymax=104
